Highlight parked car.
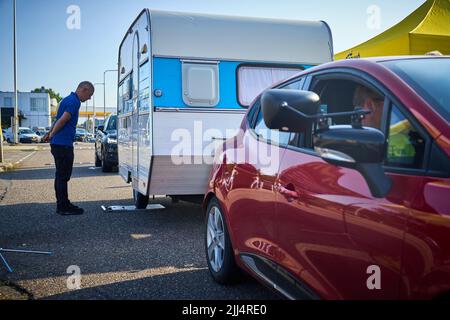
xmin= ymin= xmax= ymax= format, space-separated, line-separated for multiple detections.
xmin=86 ymin=132 xmax=95 ymax=143
xmin=8 ymin=127 xmax=40 ymax=143
xmin=95 ymin=115 xmax=118 ymax=172
xmin=33 ymin=128 xmax=48 ymax=143
xmin=32 ymin=126 xmax=46 ymax=133
xmin=204 ymin=56 xmax=450 ymax=300
xmin=75 ymin=128 xmax=89 ymax=142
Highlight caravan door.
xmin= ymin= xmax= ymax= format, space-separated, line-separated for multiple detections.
xmin=131 ymin=14 xmax=153 ymax=196
xmin=131 ymin=32 xmax=140 ymax=191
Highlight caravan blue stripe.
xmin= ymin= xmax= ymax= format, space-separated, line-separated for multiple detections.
xmin=153 ymin=57 xmax=312 ymax=109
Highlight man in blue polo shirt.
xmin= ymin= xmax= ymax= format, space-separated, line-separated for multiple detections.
xmin=43 ymin=82 xmax=94 ymax=215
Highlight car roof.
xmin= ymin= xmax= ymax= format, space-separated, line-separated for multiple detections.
xmin=315 ymin=55 xmax=448 ymax=70
xmin=276 ymin=55 xmax=449 ymax=87
xmin=329 ymin=55 xmax=447 ymax=68
xmin=355 ymin=55 xmax=448 ymax=62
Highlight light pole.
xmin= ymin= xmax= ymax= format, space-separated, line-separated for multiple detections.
xmin=93 ymin=82 xmax=104 ymax=132
xmin=85 ymin=101 xmax=88 ymax=131
xmin=0 ymin=107 xmax=4 ymax=162
xmin=13 ymin=0 xmax=18 ymax=144
xmin=103 ymin=69 xmax=117 ymax=121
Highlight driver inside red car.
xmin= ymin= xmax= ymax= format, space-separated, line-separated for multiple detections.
xmin=353 ymin=85 xmax=384 ymax=129
xmin=352 ymin=85 xmax=418 ymax=163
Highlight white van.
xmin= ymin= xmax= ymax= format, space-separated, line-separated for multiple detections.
xmin=117 ymin=10 xmax=334 ymax=208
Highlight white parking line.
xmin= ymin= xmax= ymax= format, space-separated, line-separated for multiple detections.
xmin=15 ymin=151 xmax=37 ymax=164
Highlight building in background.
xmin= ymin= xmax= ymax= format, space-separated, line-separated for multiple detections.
xmin=0 ymin=91 xmax=53 ymax=129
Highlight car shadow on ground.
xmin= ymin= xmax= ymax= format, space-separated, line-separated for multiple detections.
xmin=44 ymin=269 xmax=279 ymax=300
xmin=1 ymin=164 xmax=119 ymax=180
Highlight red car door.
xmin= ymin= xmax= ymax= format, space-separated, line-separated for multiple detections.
xmin=400 ymin=174 xmax=450 ymax=299
xmin=356 ymin=102 xmax=450 ymax=300
xmin=276 ymin=147 xmax=377 ymax=299
xmin=273 ymin=75 xmax=409 ymax=299
xmin=220 ymin=100 xmax=289 ymax=263
xmin=342 ymin=103 xmax=428 ymax=299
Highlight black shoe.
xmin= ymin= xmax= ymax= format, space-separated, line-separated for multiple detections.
xmin=67 ymin=203 xmax=83 ymax=211
xmin=57 ymin=204 xmax=84 ymax=216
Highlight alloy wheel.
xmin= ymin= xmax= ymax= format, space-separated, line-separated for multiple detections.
xmin=207 ymin=206 xmax=226 ymax=273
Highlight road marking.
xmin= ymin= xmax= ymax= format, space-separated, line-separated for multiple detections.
xmin=14 ymin=151 xmax=37 ymax=165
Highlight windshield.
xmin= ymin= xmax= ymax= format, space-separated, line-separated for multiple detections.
xmin=106 ymin=116 xmax=117 ymax=131
xmin=76 ymin=129 xmax=86 ymax=134
xmin=381 ymin=58 xmax=450 ymax=122
xmin=20 ymin=129 xmax=34 ymax=135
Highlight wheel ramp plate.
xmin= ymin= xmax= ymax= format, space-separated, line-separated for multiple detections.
xmin=101 ymin=204 xmax=166 ymax=212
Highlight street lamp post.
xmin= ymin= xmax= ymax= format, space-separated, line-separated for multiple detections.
xmin=93 ymin=82 xmax=104 ymax=132
xmin=85 ymin=101 xmax=88 ymax=131
xmin=13 ymin=0 xmax=18 ymax=144
xmin=103 ymin=69 xmax=117 ymax=121
xmin=0 ymin=107 xmax=4 ymax=162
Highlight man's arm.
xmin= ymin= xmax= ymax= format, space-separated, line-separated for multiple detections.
xmin=43 ymin=112 xmax=72 ymax=142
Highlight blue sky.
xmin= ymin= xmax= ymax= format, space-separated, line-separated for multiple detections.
xmin=0 ymin=0 xmax=426 ymax=109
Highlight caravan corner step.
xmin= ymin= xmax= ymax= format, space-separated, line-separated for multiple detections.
xmin=101 ymin=204 xmax=166 ymax=212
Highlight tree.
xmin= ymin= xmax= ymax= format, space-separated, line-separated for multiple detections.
xmin=32 ymin=86 xmax=62 ymax=103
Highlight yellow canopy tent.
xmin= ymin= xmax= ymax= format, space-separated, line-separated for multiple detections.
xmin=335 ymin=0 xmax=450 ymax=60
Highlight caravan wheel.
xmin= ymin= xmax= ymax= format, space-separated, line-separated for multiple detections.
xmin=133 ymin=189 xmax=149 ymax=209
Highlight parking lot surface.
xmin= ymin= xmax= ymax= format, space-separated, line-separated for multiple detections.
xmin=0 ymin=143 xmax=278 ymax=300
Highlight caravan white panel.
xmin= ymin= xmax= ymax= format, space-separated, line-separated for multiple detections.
xmin=149 ymin=156 xmax=211 ymax=195
xmin=147 ymin=110 xmax=246 ymax=195
xmin=150 ymin=10 xmax=333 ymax=65
xmin=152 ymin=110 xmax=246 ymax=156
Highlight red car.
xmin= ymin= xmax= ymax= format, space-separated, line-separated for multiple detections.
xmin=203 ymin=56 xmax=450 ymax=300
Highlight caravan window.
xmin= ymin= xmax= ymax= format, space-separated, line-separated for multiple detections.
xmin=121 ymin=76 xmax=132 ymax=114
xmin=119 ymin=35 xmax=133 ymax=82
xmin=237 ymin=66 xmax=303 ymax=107
xmin=182 ymin=61 xmax=220 ymax=107
xmin=138 ymin=60 xmax=151 ymax=112
xmin=118 ymin=84 xmax=124 ymax=115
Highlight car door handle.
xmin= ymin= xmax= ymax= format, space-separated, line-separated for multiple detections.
xmin=279 ymin=184 xmax=299 ymax=202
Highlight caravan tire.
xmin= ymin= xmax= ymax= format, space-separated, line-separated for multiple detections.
xmin=134 ymin=190 xmax=149 ymax=209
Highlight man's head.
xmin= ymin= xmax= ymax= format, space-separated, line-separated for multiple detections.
xmin=75 ymin=81 xmax=95 ymax=102
xmin=353 ymin=85 xmax=384 ymax=129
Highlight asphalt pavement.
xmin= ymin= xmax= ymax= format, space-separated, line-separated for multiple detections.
xmin=0 ymin=143 xmax=278 ymax=300
xmin=0 ymin=144 xmax=41 ymax=172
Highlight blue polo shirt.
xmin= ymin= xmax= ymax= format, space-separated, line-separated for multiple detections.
xmin=51 ymin=92 xmax=81 ymax=147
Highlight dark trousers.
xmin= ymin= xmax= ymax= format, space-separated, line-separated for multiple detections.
xmin=51 ymin=144 xmax=74 ymax=208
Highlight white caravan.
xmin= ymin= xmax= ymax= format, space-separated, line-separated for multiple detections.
xmin=117 ymin=10 xmax=333 ymax=208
